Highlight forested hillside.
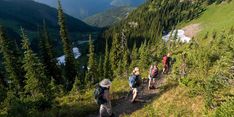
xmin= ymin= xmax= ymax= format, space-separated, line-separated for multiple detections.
xmin=0 ymin=0 xmax=233 ymax=117
xmin=84 ymin=6 xmax=135 ymax=27
xmin=0 ymin=0 xmax=98 ymax=54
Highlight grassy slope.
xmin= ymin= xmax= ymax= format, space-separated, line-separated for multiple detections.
xmin=188 ymin=1 xmax=234 ymax=37
xmin=125 ymin=1 xmax=234 ymax=117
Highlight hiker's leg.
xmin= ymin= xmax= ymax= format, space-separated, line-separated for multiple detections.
xmin=131 ymin=88 xmax=138 ymax=102
xmin=152 ymin=78 xmax=156 ymax=88
xmin=99 ymin=104 xmax=106 ymax=117
xmin=105 ymin=102 xmax=113 ymax=116
xmin=163 ymin=65 xmax=166 ymax=73
xmin=148 ymin=77 xmax=152 ymax=89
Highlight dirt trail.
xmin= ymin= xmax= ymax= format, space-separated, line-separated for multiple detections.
xmin=88 ymin=73 xmax=166 ymax=117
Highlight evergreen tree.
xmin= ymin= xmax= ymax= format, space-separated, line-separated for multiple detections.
xmin=110 ymin=33 xmax=122 ymax=76
xmin=86 ymin=35 xmax=96 ymax=84
xmin=57 ymin=0 xmax=77 ymax=90
xmin=103 ymin=39 xmax=112 ymax=79
xmin=39 ymin=21 xmax=63 ymax=84
xmin=21 ymin=28 xmax=50 ymax=102
xmin=0 ymin=26 xmax=24 ymax=92
xmin=97 ymin=56 xmax=104 ymax=81
xmin=122 ymin=48 xmax=129 ymax=76
xmin=139 ymin=41 xmax=149 ymax=70
xmin=130 ymin=42 xmax=138 ymax=70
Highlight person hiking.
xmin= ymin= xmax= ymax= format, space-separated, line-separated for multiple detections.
xmin=129 ymin=67 xmax=142 ymax=103
xmin=148 ymin=63 xmax=159 ymax=90
xmin=162 ymin=52 xmax=172 ymax=74
xmin=94 ymin=79 xmax=114 ymax=117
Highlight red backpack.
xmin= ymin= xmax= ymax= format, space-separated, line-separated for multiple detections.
xmin=162 ymin=55 xmax=168 ymax=65
xmin=150 ymin=66 xmax=158 ymax=78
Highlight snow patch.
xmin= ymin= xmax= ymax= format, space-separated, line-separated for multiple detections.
xmin=57 ymin=47 xmax=81 ymax=65
xmin=162 ymin=29 xmax=191 ymax=43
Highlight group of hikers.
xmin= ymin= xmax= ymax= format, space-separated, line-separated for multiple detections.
xmin=94 ymin=52 xmax=172 ymax=117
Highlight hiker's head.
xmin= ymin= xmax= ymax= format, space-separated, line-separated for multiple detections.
xmin=99 ymin=79 xmax=112 ymax=88
xmin=133 ymin=67 xmax=140 ymax=75
xmin=167 ymin=52 xmax=172 ymax=57
xmin=153 ymin=62 xmax=158 ymax=67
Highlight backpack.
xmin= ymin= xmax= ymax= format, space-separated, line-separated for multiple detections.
xmin=162 ymin=55 xmax=168 ymax=65
xmin=94 ymin=85 xmax=107 ymax=105
xmin=150 ymin=66 xmax=158 ymax=78
xmin=129 ymin=75 xmax=141 ymax=88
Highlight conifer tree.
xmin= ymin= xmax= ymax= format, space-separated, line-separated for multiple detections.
xmin=39 ymin=21 xmax=63 ymax=84
xmin=103 ymin=39 xmax=111 ymax=79
xmin=97 ymin=56 xmax=103 ymax=81
xmin=0 ymin=26 xmax=24 ymax=92
xmin=57 ymin=0 xmax=77 ymax=90
xmin=86 ymin=35 xmax=96 ymax=84
xmin=122 ymin=49 xmax=129 ymax=76
xmin=139 ymin=41 xmax=149 ymax=70
xmin=130 ymin=42 xmax=138 ymax=70
xmin=110 ymin=33 xmax=122 ymax=76
xmin=21 ymin=28 xmax=50 ymax=101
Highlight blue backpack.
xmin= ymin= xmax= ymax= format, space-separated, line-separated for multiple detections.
xmin=129 ymin=75 xmax=141 ymax=88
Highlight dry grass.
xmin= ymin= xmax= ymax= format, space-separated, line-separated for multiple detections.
xmin=129 ymin=85 xmax=205 ymax=117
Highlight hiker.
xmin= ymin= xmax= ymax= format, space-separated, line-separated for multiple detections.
xmin=129 ymin=67 xmax=142 ymax=103
xmin=94 ymin=79 xmax=114 ymax=117
xmin=162 ymin=52 xmax=172 ymax=74
xmin=148 ymin=63 xmax=159 ymax=90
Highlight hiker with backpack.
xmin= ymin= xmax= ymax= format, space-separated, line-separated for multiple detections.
xmin=129 ymin=67 xmax=142 ymax=103
xmin=94 ymin=79 xmax=114 ymax=117
xmin=148 ymin=63 xmax=159 ymax=90
xmin=162 ymin=52 xmax=172 ymax=74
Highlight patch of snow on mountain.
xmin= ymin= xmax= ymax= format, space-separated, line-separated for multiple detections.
xmin=162 ymin=29 xmax=191 ymax=43
xmin=57 ymin=47 xmax=81 ymax=65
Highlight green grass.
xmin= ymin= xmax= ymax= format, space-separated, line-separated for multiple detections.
xmin=189 ymin=1 xmax=234 ymax=37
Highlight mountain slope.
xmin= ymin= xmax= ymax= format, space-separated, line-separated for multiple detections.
xmin=84 ymin=6 xmax=135 ymax=27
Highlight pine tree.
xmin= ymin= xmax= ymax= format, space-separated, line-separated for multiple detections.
xmin=110 ymin=33 xmax=122 ymax=76
xmin=21 ymin=28 xmax=50 ymax=101
xmin=97 ymin=56 xmax=103 ymax=81
xmin=139 ymin=41 xmax=149 ymax=70
xmin=103 ymin=39 xmax=111 ymax=79
xmin=86 ymin=35 xmax=96 ymax=84
xmin=0 ymin=26 xmax=24 ymax=92
xmin=57 ymin=0 xmax=77 ymax=90
xmin=39 ymin=21 xmax=63 ymax=84
xmin=122 ymin=49 xmax=129 ymax=76
xmin=130 ymin=42 xmax=138 ymax=70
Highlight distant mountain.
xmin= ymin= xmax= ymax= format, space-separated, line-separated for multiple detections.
xmin=84 ymin=6 xmax=135 ymax=27
xmin=34 ymin=0 xmax=145 ymax=19
xmin=0 ymin=0 xmax=98 ymax=54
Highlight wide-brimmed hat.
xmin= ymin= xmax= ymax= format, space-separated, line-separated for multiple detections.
xmin=99 ymin=79 xmax=112 ymax=88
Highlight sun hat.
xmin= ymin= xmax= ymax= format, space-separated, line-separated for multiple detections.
xmin=99 ymin=79 xmax=112 ymax=88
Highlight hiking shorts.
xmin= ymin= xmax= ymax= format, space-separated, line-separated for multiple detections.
xmin=131 ymin=87 xmax=139 ymax=94
xmin=148 ymin=75 xmax=156 ymax=80
xmin=100 ymin=102 xmax=112 ymax=117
